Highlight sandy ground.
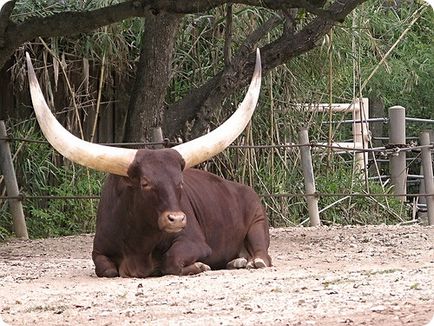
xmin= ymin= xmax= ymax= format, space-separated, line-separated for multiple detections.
xmin=0 ymin=225 xmax=433 ymax=326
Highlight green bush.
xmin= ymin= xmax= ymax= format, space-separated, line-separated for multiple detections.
xmin=0 ymin=120 xmax=104 ymax=239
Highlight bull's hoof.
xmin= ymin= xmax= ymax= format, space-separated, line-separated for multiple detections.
xmin=98 ymin=268 xmax=119 ymax=278
xmin=227 ymin=257 xmax=248 ymax=269
xmin=194 ymin=262 xmax=211 ymax=272
xmin=253 ymin=258 xmax=267 ymax=268
xmin=246 ymin=258 xmax=267 ymax=269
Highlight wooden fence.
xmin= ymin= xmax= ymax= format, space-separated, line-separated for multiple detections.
xmin=1 ymin=101 xmax=434 ymax=237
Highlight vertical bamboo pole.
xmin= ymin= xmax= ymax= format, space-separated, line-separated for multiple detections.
xmin=0 ymin=121 xmax=29 ymax=239
xmin=352 ymin=98 xmax=369 ymax=172
xmin=419 ymin=131 xmax=434 ymax=226
xmin=361 ymin=97 xmax=369 ymax=171
xmin=389 ymin=106 xmax=407 ymax=201
xmin=298 ymin=128 xmax=320 ymax=226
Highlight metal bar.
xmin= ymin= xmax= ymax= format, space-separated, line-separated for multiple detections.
xmin=373 ymin=136 xmax=419 ymax=140
xmin=0 ymin=136 xmax=431 ymax=152
xmin=323 ymin=117 xmax=388 ymax=124
xmin=406 ymin=117 xmax=434 ymax=123
xmin=294 ymin=103 xmax=357 ymax=112
xmin=260 ymin=192 xmax=432 ymax=198
xmin=2 ymin=192 xmax=433 ymax=201
xmin=324 ymin=117 xmax=434 ymax=124
xmin=0 ymin=136 xmax=48 ymax=144
xmin=368 ymin=174 xmax=424 ymax=180
xmin=0 ymin=195 xmax=100 ymax=200
xmin=0 ymin=137 xmax=178 ymax=148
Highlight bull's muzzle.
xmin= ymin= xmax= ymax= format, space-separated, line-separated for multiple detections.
xmin=158 ymin=211 xmax=187 ymax=233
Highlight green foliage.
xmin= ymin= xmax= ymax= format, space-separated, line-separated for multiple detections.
xmin=315 ymin=165 xmax=404 ymax=225
xmin=24 ymin=167 xmax=102 ymax=238
xmin=0 ymin=215 xmax=12 ymax=241
xmin=361 ymin=5 xmax=434 ymax=136
xmin=0 ymin=120 xmax=104 ymax=239
xmin=3 ymin=1 xmax=431 ymax=240
xmin=13 ymin=0 xmax=143 ymax=70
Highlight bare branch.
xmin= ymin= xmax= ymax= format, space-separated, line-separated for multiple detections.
xmin=9 ymin=1 xmax=146 ymax=41
xmin=7 ymin=0 xmax=330 ymax=43
xmin=0 ymin=0 xmax=16 ymax=46
xmin=1 ymin=0 xmax=332 ymax=69
xmin=163 ymin=0 xmax=366 ymax=138
xmin=163 ymin=14 xmax=283 ymax=138
xmin=224 ymin=4 xmax=233 ymax=67
xmin=0 ymin=1 xmax=147 ymax=68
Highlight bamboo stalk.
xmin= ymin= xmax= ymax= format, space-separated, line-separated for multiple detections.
xmin=360 ymin=5 xmax=427 ymax=92
xmin=91 ymin=52 xmax=106 ymax=143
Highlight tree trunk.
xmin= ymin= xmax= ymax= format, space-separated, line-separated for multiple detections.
xmin=123 ymin=11 xmax=181 ymax=142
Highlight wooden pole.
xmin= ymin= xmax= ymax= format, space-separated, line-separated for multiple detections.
xmin=388 ymin=106 xmax=407 ymax=202
xmin=152 ymin=127 xmax=164 ymax=149
xmin=361 ymin=97 xmax=369 ymax=171
xmin=298 ymin=128 xmax=320 ymax=226
xmin=369 ymin=97 xmax=385 ymax=177
xmin=353 ymin=98 xmax=369 ymax=172
xmin=353 ymin=100 xmax=363 ymax=170
xmin=418 ymin=131 xmax=434 ymax=213
xmin=0 ymin=121 xmax=29 ymax=239
xmin=419 ymin=131 xmax=434 ymax=226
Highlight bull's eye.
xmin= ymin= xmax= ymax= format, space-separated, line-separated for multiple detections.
xmin=141 ymin=181 xmax=152 ymax=191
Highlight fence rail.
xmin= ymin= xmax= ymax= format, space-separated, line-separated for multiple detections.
xmin=1 ymin=135 xmax=432 ymax=152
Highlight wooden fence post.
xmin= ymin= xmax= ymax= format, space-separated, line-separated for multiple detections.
xmin=389 ymin=106 xmax=407 ymax=201
xmin=152 ymin=127 xmax=164 ymax=149
xmin=419 ymin=131 xmax=434 ymax=226
xmin=298 ymin=128 xmax=320 ymax=226
xmin=0 ymin=121 xmax=29 ymax=239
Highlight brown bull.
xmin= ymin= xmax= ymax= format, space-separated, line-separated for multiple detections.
xmin=26 ymin=49 xmax=271 ymax=278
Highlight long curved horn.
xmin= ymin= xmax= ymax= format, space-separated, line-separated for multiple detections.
xmin=173 ymin=48 xmax=262 ymax=169
xmin=26 ymin=52 xmax=136 ymax=176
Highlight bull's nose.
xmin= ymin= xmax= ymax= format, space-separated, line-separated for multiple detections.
xmin=167 ymin=212 xmax=186 ymax=224
xmin=159 ymin=211 xmax=187 ymax=233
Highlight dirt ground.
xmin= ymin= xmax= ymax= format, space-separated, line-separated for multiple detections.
xmin=0 ymin=225 xmax=433 ymax=326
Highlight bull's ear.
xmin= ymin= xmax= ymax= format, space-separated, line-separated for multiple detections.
xmin=179 ymin=156 xmax=186 ymax=171
xmin=125 ymin=162 xmax=140 ymax=186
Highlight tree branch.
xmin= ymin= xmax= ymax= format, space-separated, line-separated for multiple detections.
xmin=163 ymin=14 xmax=282 ymax=138
xmin=0 ymin=0 xmax=15 ymax=47
xmin=163 ymin=0 xmax=366 ymax=138
xmin=0 ymin=1 xmax=147 ymax=68
xmin=0 ymin=0 xmax=333 ymax=69
xmin=223 ymin=4 xmax=233 ymax=67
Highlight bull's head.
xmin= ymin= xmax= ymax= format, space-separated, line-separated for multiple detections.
xmin=125 ymin=148 xmax=187 ymax=233
xmin=26 ymin=50 xmax=261 ymax=233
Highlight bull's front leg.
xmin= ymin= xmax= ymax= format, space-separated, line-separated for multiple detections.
xmin=118 ymin=252 xmax=156 ymax=278
xmin=161 ymin=239 xmax=212 ymax=276
xmin=92 ymin=251 xmax=119 ymax=277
